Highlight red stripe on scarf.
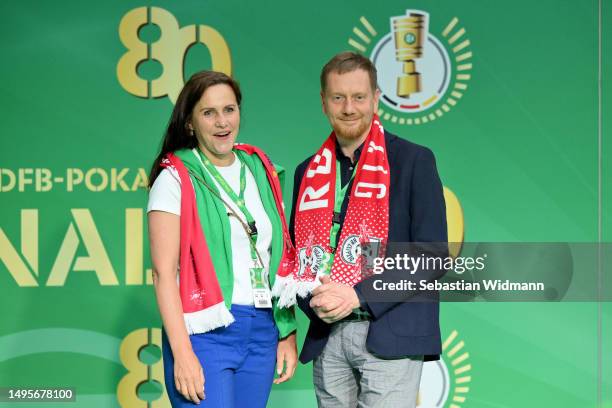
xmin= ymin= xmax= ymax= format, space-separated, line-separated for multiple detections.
xmin=234 ymin=144 xmax=296 ymax=280
xmin=163 ymin=153 xmax=224 ymax=313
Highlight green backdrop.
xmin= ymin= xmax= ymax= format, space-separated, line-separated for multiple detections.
xmin=0 ymin=0 xmax=609 ymax=407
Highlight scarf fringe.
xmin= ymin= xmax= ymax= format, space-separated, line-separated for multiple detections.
xmin=271 ymin=274 xmax=325 ymax=308
xmin=182 ymin=301 xmax=235 ymax=335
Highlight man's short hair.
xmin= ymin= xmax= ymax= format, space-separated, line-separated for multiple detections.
xmin=320 ymin=51 xmax=378 ymax=93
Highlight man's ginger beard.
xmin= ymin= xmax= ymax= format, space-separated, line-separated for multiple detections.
xmin=332 ymin=115 xmax=371 ymax=141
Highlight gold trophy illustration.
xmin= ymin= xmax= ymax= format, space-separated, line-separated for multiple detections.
xmin=391 ymin=11 xmax=427 ymax=98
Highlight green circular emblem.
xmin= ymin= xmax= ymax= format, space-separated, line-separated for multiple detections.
xmin=405 ymin=33 xmax=416 ymax=44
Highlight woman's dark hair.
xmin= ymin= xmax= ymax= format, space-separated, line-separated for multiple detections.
xmin=148 ymin=70 xmax=242 ymax=187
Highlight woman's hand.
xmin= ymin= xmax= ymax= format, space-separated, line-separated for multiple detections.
xmin=173 ymin=349 xmax=205 ymax=404
xmin=273 ymin=331 xmax=297 ymax=384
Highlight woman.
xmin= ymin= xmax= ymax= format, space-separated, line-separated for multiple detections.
xmin=147 ymin=71 xmax=297 ymax=407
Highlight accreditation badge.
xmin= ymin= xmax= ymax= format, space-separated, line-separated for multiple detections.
xmin=253 ymin=287 xmax=273 ymax=308
xmin=250 ymin=265 xmax=272 ymax=308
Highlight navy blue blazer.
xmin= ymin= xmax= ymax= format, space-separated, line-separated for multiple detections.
xmin=289 ymin=131 xmax=448 ymax=363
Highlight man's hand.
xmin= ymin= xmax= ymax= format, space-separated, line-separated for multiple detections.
xmin=274 ymin=331 xmax=297 ymax=384
xmin=310 ymin=276 xmax=360 ymax=323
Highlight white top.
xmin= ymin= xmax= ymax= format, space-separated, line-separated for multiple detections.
xmin=147 ymin=149 xmax=273 ymax=305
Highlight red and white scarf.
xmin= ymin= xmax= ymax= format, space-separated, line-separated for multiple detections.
xmin=161 ymin=145 xmax=294 ymax=334
xmin=273 ymin=116 xmax=389 ymax=307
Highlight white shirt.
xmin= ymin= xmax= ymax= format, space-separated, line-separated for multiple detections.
xmin=147 ymin=149 xmax=273 ymax=305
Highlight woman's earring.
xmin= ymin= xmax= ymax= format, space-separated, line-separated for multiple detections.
xmin=189 ymin=128 xmax=195 ymax=136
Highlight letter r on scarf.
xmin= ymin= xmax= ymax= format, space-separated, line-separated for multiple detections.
xmin=299 ymin=183 xmax=330 ymax=210
xmin=354 ymin=182 xmax=386 ymax=199
xmin=306 ymin=148 xmax=332 ymax=178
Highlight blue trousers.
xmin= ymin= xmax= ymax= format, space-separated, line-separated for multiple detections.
xmin=162 ymin=305 xmax=279 ymax=407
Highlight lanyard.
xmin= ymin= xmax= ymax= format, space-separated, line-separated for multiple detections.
xmin=197 ymin=150 xmax=258 ymax=238
xmin=191 ymin=150 xmax=272 ymax=306
xmin=196 ymin=149 xmax=265 ymax=269
xmin=329 ymin=159 xmax=357 ymax=251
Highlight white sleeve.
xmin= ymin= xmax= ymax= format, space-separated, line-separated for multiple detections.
xmin=147 ymin=168 xmax=181 ymax=215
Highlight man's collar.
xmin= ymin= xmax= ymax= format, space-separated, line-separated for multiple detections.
xmin=335 ymin=140 xmax=365 ymax=162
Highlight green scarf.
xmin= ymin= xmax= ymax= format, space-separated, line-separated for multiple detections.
xmin=174 ymin=148 xmax=295 ymax=338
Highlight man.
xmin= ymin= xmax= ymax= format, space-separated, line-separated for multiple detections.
xmin=288 ymin=52 xmax=448 ymax=407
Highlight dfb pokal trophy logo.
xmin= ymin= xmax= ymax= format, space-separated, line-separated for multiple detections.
xmin=348 ymin=10 xmax=473 ymax=126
